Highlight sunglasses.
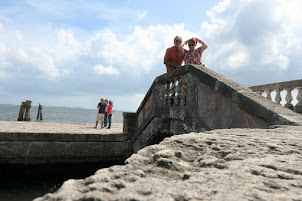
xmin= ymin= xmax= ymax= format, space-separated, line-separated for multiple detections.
xmin=188 ymin=44 xmax=195 ymax=46
xmin=175 ymin=40 xmax=182 ymax=42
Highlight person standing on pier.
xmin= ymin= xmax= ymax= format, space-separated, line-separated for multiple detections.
xmin=106 ymin=100 xmax=113 ymax=129
xmin=104 ymin=99 xmax=109 ymax=127
xmin=164 ymin=36 xmax=184 ymax=72
xmin=94 ymin=98 xmax=106 ymax=129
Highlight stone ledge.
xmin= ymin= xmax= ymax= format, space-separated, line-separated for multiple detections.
xmin=34 ymin=125 xmax=302 ymax=201
xmin=0 ymin=133 xmax=127 ymax=142
xmin=0 ymin=121 xmax=131 ymax=164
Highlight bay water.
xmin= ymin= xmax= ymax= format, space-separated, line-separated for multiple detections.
xmin=0 ymin=104 xmax=124 ymax=124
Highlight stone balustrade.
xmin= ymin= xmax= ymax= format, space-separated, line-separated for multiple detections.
xmin=156 ymin=73 xmax=187 ymax=107
xmin=249 ymin=79 xmax=302 ymax=114
xmin=133 ymin=65 xmax=302 ymax=152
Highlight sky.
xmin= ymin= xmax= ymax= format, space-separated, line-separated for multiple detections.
xmin=0 ymin=0 xmax=301 ymax=112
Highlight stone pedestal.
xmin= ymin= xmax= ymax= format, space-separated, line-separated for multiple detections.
xmin=123 ymin=112 xmax=136 ymax=141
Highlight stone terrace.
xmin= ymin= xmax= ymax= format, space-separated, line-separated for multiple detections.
xmin=0 ymin=121 xmax=131 ymax=164
xmin=0 ymin=121 xmax=123 ymax=134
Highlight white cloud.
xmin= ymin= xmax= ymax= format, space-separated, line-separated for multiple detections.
xmin=0 ymin=15 xmax=10 ymax=24
xmin=0 ymin=41 xmax=9 ymax=79
xmin=274 ymin=0 xmax=302 ymax=27
xmin=51 ymin=28 xmax=82 ymax=62
xmin=16 ymin=30 xmax=23 ymax=41
xmin=17 ymin=49 xmax=29 ymax=60
xmin=200 ymin=0 xmax=302 ymax=85
xmin=137 ymin=10 xmax=147 ymax=21
xmin=94 ymin=64 xmax=120 ymax=75
xmin=86 ymin=24 xmax=194 ymax=72
xmin=18 ymin=47 xmax=61 ymax=78
xmin=56 ymin=28 xmax=80 ymax=47
xmin=227 ymin=52 xmax=248 ymax=69
xmin=0 ymin=21 xmax=195 ymax=88
xmin=2 ymin=0 xmax=301 ymax=110
xmin=0 ymin=71 xmax=6 ymax=80
xmin=0 ymin=41 xmax=7 ymax=54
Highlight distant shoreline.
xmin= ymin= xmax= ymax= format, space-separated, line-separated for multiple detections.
xmin=0 ymin=104 xmax=125 ymax=124
xmin=0 ymin=103 xmax=127 ymax=113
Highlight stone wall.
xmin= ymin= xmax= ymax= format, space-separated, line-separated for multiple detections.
xmin=0 ymin=122 xmax=132 ymax=164
xmin=0 ymin=133 xmax=131 ymax=164
xmin=188 ymin=73 xmax=269 ymax=129
xmin=132 ymin=65 xmax=302 ymax=152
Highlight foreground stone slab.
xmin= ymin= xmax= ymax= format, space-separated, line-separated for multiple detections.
xmin=35 ymin=126 xmax=302 ymax=201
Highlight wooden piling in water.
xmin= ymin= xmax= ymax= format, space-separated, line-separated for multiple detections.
xmin=24 ymin=100 xmax=32 ymax=121
xmin=37 ymin=104 xmax=43 ymax=120
xmin=17 ymin=102 xmax=26 ymax=121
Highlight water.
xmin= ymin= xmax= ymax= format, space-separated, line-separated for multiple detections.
xmin=0 ymin=162 xmax=124 ymax=201
xmin=0 ymin=104 xmax=126 ymax=201
xmin=0 ymin=104 xmax=124 ymax=124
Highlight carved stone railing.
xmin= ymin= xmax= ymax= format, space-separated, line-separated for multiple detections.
xmin=135 ymin=68 xmax=189 ymax=135
xmin=249 ymin=79 xmax=302 ymax=114
xmin=156 ymin=74 xmax=187 ymax=107
xmin=133 ymin=67 xmax=196 ymax=152
xmin=132 ymin=65 xmax=302 ymax=152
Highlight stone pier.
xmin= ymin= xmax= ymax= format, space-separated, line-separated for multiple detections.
xmin=0 ymin=121 xmax=131 ymax=164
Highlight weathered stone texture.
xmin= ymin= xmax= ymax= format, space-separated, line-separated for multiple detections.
xmin=195 ymin=75 xmax=269 ymax=129
xmin=35 ymin=126 xmax=302 ymax=201
xmin=133 ymin=65 xmax=302 ymax=152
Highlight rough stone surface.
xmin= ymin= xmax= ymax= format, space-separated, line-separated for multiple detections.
xmin=35 ymin=126 xmax=302 ymax=201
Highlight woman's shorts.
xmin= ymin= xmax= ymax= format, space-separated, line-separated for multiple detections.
xmin=96 ymin=113 xmax=105 ymax=121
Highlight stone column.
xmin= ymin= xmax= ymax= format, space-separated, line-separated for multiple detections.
xmin=17 ymin=102 xmax=26 ymax=121
xmin=285 ymin=88 xmax=294 ymax=111
xmin=156 ymin=84 xmax=163 ymax=107
xmin=24 ymin=100 xmax=32 ymax=121
xmin=174 ymin=77 xmax=181 ymax=106
xmin=274 ymin=89 xmax=282 ymax=105
xmin=170 ymin=78 xmax=176 ymax=106
xmin=295 ymin=86 xmax=302 ymax=114
xmin=257 ymin=90 xmax=264 ymax=97
xmin=180 ymin=74 xmax=187 ymax=106
xmin=266 ymin=89 xmax=272 ymax=100
xmin=166 ymin=82 xmax=171 ymax=106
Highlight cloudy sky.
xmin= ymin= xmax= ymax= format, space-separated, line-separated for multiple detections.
xmin=0 ymin=0 xmax=301 ymax=111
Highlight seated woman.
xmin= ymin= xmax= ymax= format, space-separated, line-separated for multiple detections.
xmin=178 ymin=37 xmax=208 ymax=65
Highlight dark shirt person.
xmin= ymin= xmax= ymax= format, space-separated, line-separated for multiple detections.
xmin=94 ymin=98 xmax=107 ymax=128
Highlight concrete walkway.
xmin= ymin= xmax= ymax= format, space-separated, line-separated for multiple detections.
xmin=0 ymin=121 xmax=123 ymax=135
